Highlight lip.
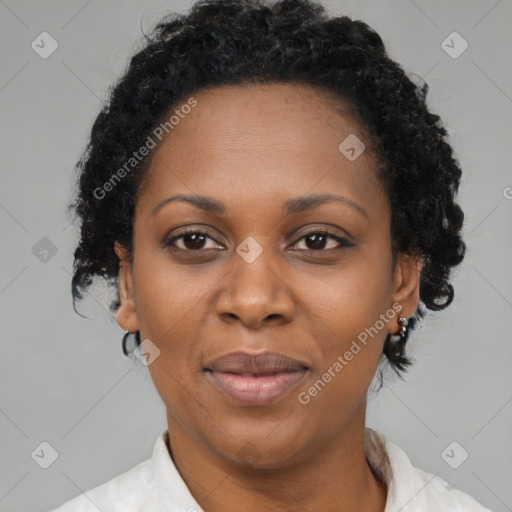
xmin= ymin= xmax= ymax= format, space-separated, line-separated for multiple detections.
xmin=204 ymin=351 xmax=309 ymax=406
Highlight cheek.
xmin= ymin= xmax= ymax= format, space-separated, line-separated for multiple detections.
xmin=296 ymin=248 xmax=393 ymax=394
xmin=132 ymin=250 xmax=208 ymax=336
xmin=130 ymin=254 xmax=211 ymax=390
xmin=131 ymin=262 xmax=208 ymax=422
xmin=296 ymin=281 xmax=390 ymax=417
xmin=301 ymin=247 xmax=393 ymax=341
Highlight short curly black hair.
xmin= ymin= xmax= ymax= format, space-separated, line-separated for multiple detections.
xmin=69 ymin=0 xmax=465 ymax=376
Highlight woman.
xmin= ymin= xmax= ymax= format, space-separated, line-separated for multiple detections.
xmin=50 ymin=0 xmax=493 ymax=510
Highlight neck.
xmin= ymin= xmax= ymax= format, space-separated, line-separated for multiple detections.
xmin=165 ymin=413 xmax=387 ymax=512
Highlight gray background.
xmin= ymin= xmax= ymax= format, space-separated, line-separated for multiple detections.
xmin=1 ymin=0 xmax=511 ymax=510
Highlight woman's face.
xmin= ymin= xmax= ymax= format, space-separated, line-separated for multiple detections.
xmin=115 ymin=83 xmax=422 ymax=468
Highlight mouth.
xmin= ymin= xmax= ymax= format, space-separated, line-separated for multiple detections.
xmin=203 ymin=351 xmax=310 ymax=406
xmin=204 ymin=369 xmax=308 ymax=406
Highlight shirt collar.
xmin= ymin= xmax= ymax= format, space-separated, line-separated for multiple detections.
xmin=151 ymin=427 xmax=428 ymax=511
xmin=151 ymin=429 xmax=204 ymax=512
xmin=364 ymin=427 xmax=430 ymax=511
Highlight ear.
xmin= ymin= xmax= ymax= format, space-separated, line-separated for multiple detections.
xmin=388 ymin=252 xmax=423 ymax=334
xmin=114 ymin=241 xmax=139 ymax=333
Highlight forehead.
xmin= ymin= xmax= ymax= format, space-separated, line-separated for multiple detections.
xmin=137 ymin=82 xmax=386 ymax=219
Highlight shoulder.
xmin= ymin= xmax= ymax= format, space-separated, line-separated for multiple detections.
xmin=413 ymin=466 xmax=494 ymax=511
xmin=47 ymin=458 xmax=156 ymax=512
xmin=364 ymin=428 xmax=494 ymax=512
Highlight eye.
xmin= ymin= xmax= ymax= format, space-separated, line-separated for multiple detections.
xmin=163 ymin=228 xmax=353 ymax=253
xmin=164 ymin=229 xmax=223 ymax=251
xmin=289 ymin=229 xmax=353 ymax=252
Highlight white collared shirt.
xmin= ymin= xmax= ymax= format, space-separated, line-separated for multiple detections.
xmin=48 ymin=428 xmax=493 ymax=511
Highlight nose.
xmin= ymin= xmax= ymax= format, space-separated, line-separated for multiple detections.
xmin=215 ymin=244 xmax=295 ymax=330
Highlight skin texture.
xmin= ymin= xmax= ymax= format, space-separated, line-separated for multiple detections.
xmin=114 ymin=83 xmax=423 ymax=512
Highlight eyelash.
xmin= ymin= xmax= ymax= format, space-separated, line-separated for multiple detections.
xmin=163 ymin=227 xmax=353 ymax=253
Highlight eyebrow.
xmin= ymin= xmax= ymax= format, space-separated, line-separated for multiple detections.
xmin=151 ymin=193 xmax=368 ymax=219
